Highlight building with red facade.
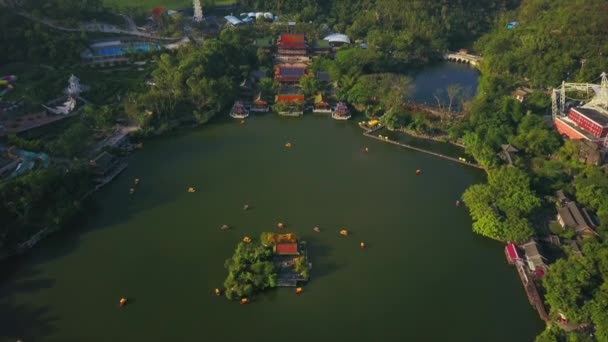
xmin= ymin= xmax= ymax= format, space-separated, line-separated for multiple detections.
xmin=554 ymin=106 xmax=608 ymax=146
xmin=568 ymin=107 xmax=608 ymax=138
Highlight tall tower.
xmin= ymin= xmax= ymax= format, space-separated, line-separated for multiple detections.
xmin=193 ymin=0 xmax=203 ymax=22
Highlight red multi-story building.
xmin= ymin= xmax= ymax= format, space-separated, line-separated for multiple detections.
xmin=554 ymin=106 xmax=608 ymax=145
xmin=567 ymin=107 xmax=608 ymax=138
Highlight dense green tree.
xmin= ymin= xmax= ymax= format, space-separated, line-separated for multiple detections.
xmin=511 ymin=115 xmax=561 ymax=157
xmin=543 ymin=255 xmax=598 ymax=324
xmin=0 ymin=165 xmax=93 ymax=255
xmin=462 ymin=166 xmax=540 ymax=242
xmin=299 ymin=75 xmax=321 ymax=99
xmin=125 ymin=31 xmax=253 ymax=130
xmin=223 ymin=239 xmax=277 ymax=300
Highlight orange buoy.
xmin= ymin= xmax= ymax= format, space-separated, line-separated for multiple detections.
xmin=360 ymin=242 xmax=366 ymax=249
xmin=243 ymin=236 xmax=252 ymax=243
xmin=214 ymin=288 xmax=221 ymax=296
xmin=285 ymin=142 xmax=292 ymax=148
xmin=277 ymin=222 xmax=284 ymax=229
xmin=119 ymin=298 xmax=127 ymax=307
xmin=240 ymin=298 xmax=249 ymax=305
xmin=295 ymin=287 xmax=303 ymax=294
xmin=340 ymin=229 xmax=348 ymax=236
xmin=416 ymin=169 xmax=422 ymax=175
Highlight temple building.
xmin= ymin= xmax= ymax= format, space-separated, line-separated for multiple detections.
xmin=313 ymin=94 xmax=331 ymax=113
xmin=274 ymin=65 xmax=307 ymax=84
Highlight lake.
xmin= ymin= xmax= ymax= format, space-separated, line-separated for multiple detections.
xmin=0 ymin=63 xmax=544 ymax=342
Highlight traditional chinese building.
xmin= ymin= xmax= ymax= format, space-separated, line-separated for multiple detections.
xmin=274 ymin=65 xmax=307 ymax=84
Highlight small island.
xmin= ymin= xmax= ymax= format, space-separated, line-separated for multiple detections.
xmin=223 ymin=232 xmax=310 ymax=300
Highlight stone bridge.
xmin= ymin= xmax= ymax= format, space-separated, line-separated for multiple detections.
xmin=444 ymin=51 xmax=483 ymax=67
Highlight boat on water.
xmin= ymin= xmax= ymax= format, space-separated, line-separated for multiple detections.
xmin=331 ymin=102 xmax=351 ymax=120
xmin=230 ymin=101 xmax=250 ymax=119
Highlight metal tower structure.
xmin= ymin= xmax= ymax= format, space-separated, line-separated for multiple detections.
xmin=550 ymin=73 xmax=606 ymax=117
xmin=193 ymin=0 xmax=203 ymax=22
xmin=551 ymin=89 xmax=559 ymax=120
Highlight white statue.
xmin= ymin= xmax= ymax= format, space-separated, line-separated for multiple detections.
xmin=193 ymin=0 xmax=203 ymax=22
xmin=65 ymin=74 xmax=82 ymax=98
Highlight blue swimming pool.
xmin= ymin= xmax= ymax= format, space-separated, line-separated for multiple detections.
xmin=95 ymin=44 xmax=161 ymax=57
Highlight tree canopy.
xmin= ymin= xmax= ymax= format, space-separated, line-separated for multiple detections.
xmin=462 ymin=166 xmax=540 ymax=242
xmin=223 ymin=236 xmax=277 ymax=300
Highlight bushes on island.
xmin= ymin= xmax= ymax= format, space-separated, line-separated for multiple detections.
xmin=223 ymin=236 xmax=277 ymax=300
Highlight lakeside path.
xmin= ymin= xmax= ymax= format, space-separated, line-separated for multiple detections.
xmin=362 ymin=125 xmax=484 ymax=170
xmin=16 ymin=11 xmax=183 ymax=41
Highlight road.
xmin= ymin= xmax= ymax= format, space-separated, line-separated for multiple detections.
xmin=17 ymin=11 xmax=183 ymax=41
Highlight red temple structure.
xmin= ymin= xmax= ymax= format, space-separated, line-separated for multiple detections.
xmin=276 ymin=94 xmax=305 ymax=103
xmin=313 ymin=94 xmax=331 ymax=113
xmin=274 ymin=66 xmax=307 ymax=83
xmin=277 ymin=34 xmax=307 ymax=55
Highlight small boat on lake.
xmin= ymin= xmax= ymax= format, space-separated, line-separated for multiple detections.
xmin=313 ymin=227 xmax=320 ymax=233
xmin=230 ymin=101 xmax=249 ymax=119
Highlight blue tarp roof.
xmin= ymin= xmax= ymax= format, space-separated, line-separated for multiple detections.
xmin=224 ymin=15 xmax=243 ymax=25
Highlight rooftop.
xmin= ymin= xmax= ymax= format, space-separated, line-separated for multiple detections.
xmin=557 ymin=201 xmax=595 ymax=234
xmin=324 ymin=33 xmax=351 ymax=44
xmin=571 ymin=106 xmax=608 ymax=127
xmin=275 ymin=243 xmax=299 ymax=255
xmin=224 ymin=16 xmax=243 ymax=26
xmin=279 ymin=34 xmax=305 ymax=43
xmin=522 ymin=240 xmax=547 ymax=271
xmin=276 ymin=66 xmax=306 ymax=76
xmin=554 ymin=116 xmax=603 ymax=142
xmin=506 ymin=243 xmax=520 ymax=261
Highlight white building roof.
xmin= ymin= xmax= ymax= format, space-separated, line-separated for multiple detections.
xmin=90 ymin=40 xmax=122 ymax=48
xmin=224 ymin=16 xmax=244 ymax=25
xmin=323 ymin=33 xmax=351 ymax=44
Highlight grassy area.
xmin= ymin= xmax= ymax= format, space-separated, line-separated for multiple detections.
xmin=104 ymin=0 xmax=235 ymax=11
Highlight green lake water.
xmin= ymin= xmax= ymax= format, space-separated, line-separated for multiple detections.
xmin=0 ymin=63 xmax=544 ymax=341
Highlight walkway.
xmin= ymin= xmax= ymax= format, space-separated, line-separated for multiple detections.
xmin=16 ymin=11 xmax=183 ymax=41
xmin=514 ymin=260 xmax=549 ymax=321
xmin=362 ymin=125 xmax=483 ymax=169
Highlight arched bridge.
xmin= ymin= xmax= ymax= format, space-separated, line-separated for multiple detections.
xmin=444 ymin=51 xmax=483 ymax=67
